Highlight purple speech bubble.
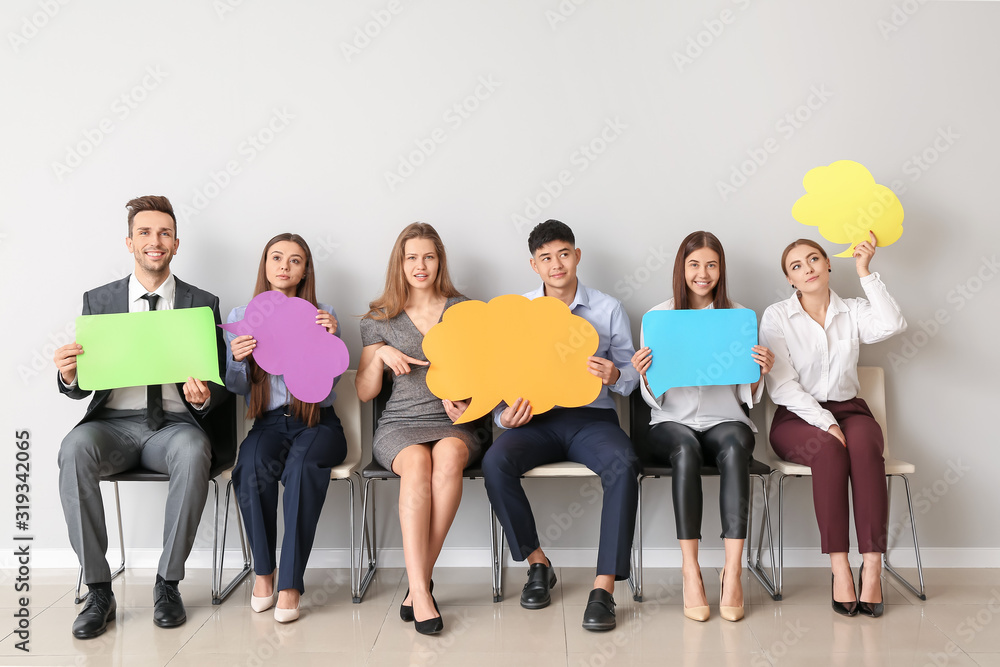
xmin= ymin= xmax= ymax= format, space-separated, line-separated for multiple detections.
xmin=220 ymin=291 xmax=350 ymax=404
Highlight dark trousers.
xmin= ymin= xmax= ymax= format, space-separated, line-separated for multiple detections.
xmin=482 ymin=408 xmax=639 ymax=580
xmin=769 ymin=398 xmax=887 ymax=554
xmin=233 ymin=406 xmax=347 ymax=593
xmin=646 ymin=420 xmax=755 ymax=540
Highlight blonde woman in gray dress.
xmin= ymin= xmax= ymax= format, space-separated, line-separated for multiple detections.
xmin=356 ymin=223 xmax=480 ymax=636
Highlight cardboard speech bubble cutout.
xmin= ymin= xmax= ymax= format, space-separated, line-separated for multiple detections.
xmin=422 ymin=294 xmax=602 ymax=424
xmin=792 ymin=160 xmax=904 ymax=257
xmin=76 ymin=307 xmax=224 ymax=390
xmin=641 ymin=309 xmax=759 ymax=397
xmin=220 ymin=291 xmax=350 ymax=404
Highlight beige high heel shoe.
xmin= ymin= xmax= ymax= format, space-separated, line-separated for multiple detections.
xmin=719 ymin=568 xmax=744 ymax=622
xmin=683 ymin=571 xmax=710 ymax=622
xmin=250 ymin=569 xmax=277 ymax=613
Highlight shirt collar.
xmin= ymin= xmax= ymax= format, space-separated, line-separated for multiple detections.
xmin=787 ymin=288 xmax=849 ymax=318
xmin=527 ymin=281 xmax=589 ymax=311
xmin=129 ymin=273 xmax=175 ymax=308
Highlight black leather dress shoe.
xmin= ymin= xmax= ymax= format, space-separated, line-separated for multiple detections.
xmin=153 ymin=581 xmax=187 ymax=628
xmin=520 ymin=561 xmax=557 ymax=609
xmin=582 ymin=588 xmax=616 ymax=632
xmin=72 ymin=589 xmax=116 ymax=639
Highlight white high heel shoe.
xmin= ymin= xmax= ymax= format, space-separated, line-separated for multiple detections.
xmin=274 ymin=592 xmax=300 ymax=623
xmin=250 ymin=569 xmax=277 ymax=613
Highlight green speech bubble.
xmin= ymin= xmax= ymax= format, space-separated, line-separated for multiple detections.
xmin=75 ymin=307 xmax=223 ymax=390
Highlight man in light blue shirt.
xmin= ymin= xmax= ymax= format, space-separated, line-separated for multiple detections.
xmin=482 ymin=220 xmax=639 ymax=631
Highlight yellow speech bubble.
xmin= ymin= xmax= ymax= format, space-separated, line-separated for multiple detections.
xmin=422 ymin=294 xmax=602 ymax=424
xmin=792 ymin=160 xmax=904 ymax=257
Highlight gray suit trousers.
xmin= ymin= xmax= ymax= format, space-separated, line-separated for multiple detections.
xmin=58 ymin=409 xmax=211 ymax=583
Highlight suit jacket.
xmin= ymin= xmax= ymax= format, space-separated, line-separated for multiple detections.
xmin=58 ymin=275 xmax=236 ymax=469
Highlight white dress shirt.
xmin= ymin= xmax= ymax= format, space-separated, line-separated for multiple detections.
xmin=639 ymin=298 xmax=761 ymax=433
xmin=759 ymin=272 xmax=906 ymax=431
xmin=63 ymin=274 xmax=204 ymax=413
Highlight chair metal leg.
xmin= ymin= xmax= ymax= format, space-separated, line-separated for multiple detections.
xmin=343 ymin=476 xmax=359 ymax=603
xmin=212 ymin=478 xmax=252 ymax=605
xmin=883 ymin=474 xmax=927 ymax=600
xmin=76 ymin=480 xmax=127 ymax=604
xmin=490 ymin=504 xmax=503 ymax=602
xmin=355 ymin=477 xmax=378 ymax=602
xmin=775 ymin=472 xmax=787 ymax=598
xmin=746 ymin=473 xmax=780 ymax=600
xmin=628 ymin=475 xmax=646 ymax=602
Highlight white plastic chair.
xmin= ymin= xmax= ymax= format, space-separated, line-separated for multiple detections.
xmin=759 ymin=366 xmax=926 ymax=599
xmin=217 ymin=370 xmax=363 ymax=601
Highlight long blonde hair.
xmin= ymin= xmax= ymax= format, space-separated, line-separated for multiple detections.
xmin=364 ymin=223 xmax=462 ymax=320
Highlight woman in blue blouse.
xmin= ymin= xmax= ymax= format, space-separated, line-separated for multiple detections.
xmin=224 ymin=233 xmax=347 ymax=623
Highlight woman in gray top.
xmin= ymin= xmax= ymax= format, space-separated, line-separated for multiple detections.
xmin=356 ymin=223 xmax=479 ymax=635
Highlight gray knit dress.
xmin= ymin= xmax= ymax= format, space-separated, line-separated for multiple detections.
xmin=361 ymin=296 xmax=482 ymax=469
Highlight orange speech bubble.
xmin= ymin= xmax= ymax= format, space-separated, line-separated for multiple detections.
xmin=422 ymin=294 xmax=602 ymax=424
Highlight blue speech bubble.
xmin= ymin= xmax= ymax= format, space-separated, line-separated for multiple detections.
xmin=642 ymin=309 xmax=760 ymax=396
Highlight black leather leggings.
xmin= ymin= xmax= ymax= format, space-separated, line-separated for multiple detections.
xmin=646 ymin=421 xmax=755 ymax=540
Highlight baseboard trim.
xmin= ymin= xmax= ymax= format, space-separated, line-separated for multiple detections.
xmin=7 ymin=547 xmax=999 ymax=570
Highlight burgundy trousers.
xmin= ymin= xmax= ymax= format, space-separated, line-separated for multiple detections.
xmin=769 ymin=398 xmax=888 ymax=554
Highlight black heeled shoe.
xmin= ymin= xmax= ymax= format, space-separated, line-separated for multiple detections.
xmin=400 ymin=579 xmax=433 ymax=622
xmin=831 ymin=570 xmax=859 ymax=617
xmin=414 ymin=593 xmax=443 ymax=635
xmin=858 ymin=563 xmax=884 ymax=618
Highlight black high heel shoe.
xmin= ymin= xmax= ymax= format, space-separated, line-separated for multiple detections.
xmin=832 ymin=570 xmax=859 ymax=617
xmin=414 ymin=593 xmax=443 ymax=635
xmin=400 ymin=579 xmax=434 ymax=622
xmin=858 ymin=563 xmax=884 ymax=618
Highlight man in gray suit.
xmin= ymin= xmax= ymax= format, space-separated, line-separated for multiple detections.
xmin=52 ymin=195 xmax=229 ymax=639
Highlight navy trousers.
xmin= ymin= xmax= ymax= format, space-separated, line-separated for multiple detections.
xmin=233 ymin=406 xmax=347 ymax=593
xmin=482 ymin=408 xmax=639 ymax=580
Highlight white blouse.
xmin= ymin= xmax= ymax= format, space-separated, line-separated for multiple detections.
xmin=639 ymin=298 xmax=762 ymax=433
xmin=759 ymin=272 xmax=907 ymax=431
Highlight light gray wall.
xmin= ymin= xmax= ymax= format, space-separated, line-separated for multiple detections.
xmin=2 ymin=0 xmax=998 ymax=569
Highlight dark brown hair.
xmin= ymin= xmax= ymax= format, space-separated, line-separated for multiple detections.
xmin=672 ymin=231 xmax=732 ymax=310
xmin=126 ymin=195 xmax=176 ymax=237
xmin=780 ymin=238 xmax=829 ymax=276
xmin=364 ymin=222 xmax=462 ymax=321
xmin=246 ymin=233 xmax=321 ymax=427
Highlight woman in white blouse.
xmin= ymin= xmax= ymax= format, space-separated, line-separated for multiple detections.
xmin=631 ymin=231 xmax=773 ymax=623
xmin=759 ymin=234 xmax=906 ymax=618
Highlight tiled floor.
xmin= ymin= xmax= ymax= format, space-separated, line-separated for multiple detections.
xmin=2 ymin=566 xmax=999 ymax=666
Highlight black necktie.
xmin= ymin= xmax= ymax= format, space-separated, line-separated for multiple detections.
xmin=140 ymin=293 xmax=164 ymax=430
